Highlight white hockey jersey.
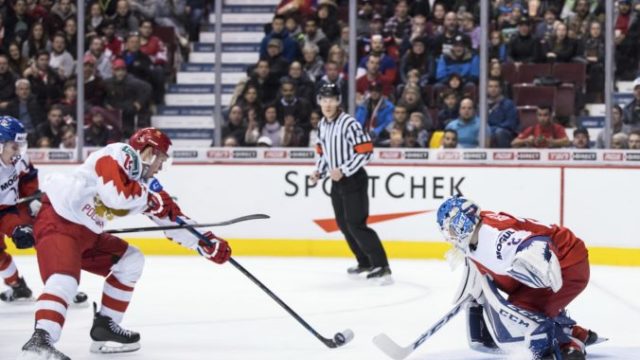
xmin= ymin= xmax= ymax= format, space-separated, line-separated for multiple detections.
xmin=0 ymin=154 xmax=38 ymax=208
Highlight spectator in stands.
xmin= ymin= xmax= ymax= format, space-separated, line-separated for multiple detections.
xmin=276 ymin=0 xmax=315 ymax=19
xmin=6 ymin=79 xmax=45 ymax=139
xmin=285 ymin=16 xmax=303 ymax=40
xmin=399 ymin=36 xmax=430 ymax=84
xmin=356 ymin=54 xmax=393 ymax=99
xmin=5 ymin=0 xmax=32 ymax=45
xmin=327 ymin=44 xmax=347 ymax=76
xmin=441 ymin=128 xmax=459 ymax=148
xmin=356 ymin=0 xmax=374 ymax=37
xmin=223 ymin=136 xmax=239 ymax=147
xmin=435 ymin=35 xmax=479 ymax=86
xmin=597 ymin=105 xmax=629 ymax=148
xmin=35 ymin=105 xmax=67 ymax=148
xmin=275 ymin=77 xmax=312 ymax=128
xmin=7 ymin=42 xmax=29 ymax=75
xmin=301 ymin=17 xmax=330 ymax=60
xmin=56 ymin=80 xmax=77 ymax=119
xmin=623 ymin=77 xmax=640 ymax=130
xmin=385 ymin=0 xmax=412 ymax=47
xmin=86 ymin=2 xmax=106 ymax=39
xmin=308 ymin=109 xmax=321 ymax=147
xmin=86 ymin=36 xmax=113 ymax=79
xmin=615 ymin=2 xmax=640 ymax=80
xmin=22 ymin=22 xmax=51 ymax=59
xmin=0 ymin=55 xmax=17 ymax=109
xmin=445 ymin=98 xmax=485 ymax=148
xmin=426 ymin=1 xmax=446 ymax=37
xmin=432 ymin=11 xmax=468 ymax=58
xmin=235 ymin=83 xmax=263 ymax=119
xmin=83 ymin=54 xmax=106 ymax=107
xmin=48 ymin=0 xmax=75 ymax=34
xmin=487 ymin=77 xmax=518 ymax=148
xmin=263 ymin=38 xmax=290 ymax=81
xmin=247 ymin=60 xmax=279 ymax=105
xmin=287 ymin=61 xmax=315 ymax=103
xmin=301 ymin=42 xmax=324 ymax=82
xmin=535 ymin=7 xmax=559 ymax=42
xmin=437 ymin=89 xmax=460 ymax=128
xmin=615 ymin=0 xmax=633 ymax=36
xmin=260 ymin=15 xmax=301 ymax=63
xmin=316 ymin=0 xmax=340 ymax=43
xmin=512 ymin=106 xmax=570 ymax=148
xmin=316 ymin=61 xmax=348 ymax=109
xmin=123 ymin=32 xmax=164 ymax=104
xmin=376 ymin=104 xmax=409 ymax=147
xmin=112 ymin=0 xmax=139 ymax=39
xmin=460 ymin=12 xmax=480 ymax=49
xmin=49 ymin=32 xmax=74 ymax=79
xmin=222 ymin=105 xmax=247 ymax=146
xmin=281 ymin=110 xmax=307 ymax=146
xmin=628 ymin=130 xmax=640 ymax=149
xmin=508 ymin=17 xmax=540 ymax=64
xmin=256 ymin=104 xmax=282 ymax=147
xmin=389 ymin=127 xmax=405 ymax=148
xmin=408 ymin=111 xmax=431 ymax=147
xmin=399 ymin=14 xmax=427 ymax=54
xmin=84 ymin=107 xmax=116 ymax=146
xmin=63 ymin=17 xmax=78 ymax=58
xmin=103 ymin=58 xmax=152 ymax=137
xmin=488 ymin=30 xmax=507 ymax=63
xmin=581 ymin=20 xmax=604 ymax=101
xmin=358 ymin=34 xmax=398 ymax=86
xmin=566 ymin=0 xmax=593 ymax=39
xmin=23 ymin=50 xmax=64 ymax=107
xmin=398 ymin=83 xmax=428 ymax=116
xmin=139 ymin=19 xmax=168 ymax=67
xmin=541 ymin=22 xmax=581 ymax=63
xmin=356 ymin=81 xmax=394 ymax=139
xmin=185 ymin=0 xmax=207 ymax=42
xmin=611 ymin=132 xmax=629 ymax=149
xmin=99 ymin=20 xmax=123 ymax=58
xmin=59 ymin=125 xmax=77 ymax=149
xmin=572 ymin=127 xmax=590 ymax=149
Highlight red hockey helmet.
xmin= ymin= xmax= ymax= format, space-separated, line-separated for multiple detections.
xmin=129 ymin=127 xmax=172 ymax=156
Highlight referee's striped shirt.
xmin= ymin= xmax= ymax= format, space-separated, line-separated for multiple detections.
xmin=315 ymin=111 xmax=374 ymax=178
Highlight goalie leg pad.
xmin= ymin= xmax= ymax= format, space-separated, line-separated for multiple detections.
xmin=466 ymin=300 xmax=501 ymax=354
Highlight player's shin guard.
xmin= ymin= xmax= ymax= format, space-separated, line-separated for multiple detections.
xmin=0 ymin=252 xmax=19 ymax=286
xmin=34 ymin=274 xmax=78 ymax=342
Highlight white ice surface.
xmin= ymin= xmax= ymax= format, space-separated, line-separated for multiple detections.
xmin=1 ymin=256 xmax=639 ymax=359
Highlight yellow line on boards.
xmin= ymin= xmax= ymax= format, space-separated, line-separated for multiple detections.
xmin=7 ymin=239 xmax=640 ymax=266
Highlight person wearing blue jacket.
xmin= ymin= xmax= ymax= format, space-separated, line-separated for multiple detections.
xmin=259 ymin=15 xmax=301 ymax=62
xmin=487 ymin=77 xmax=519 ymax=147
xmin=355 ymin=82 xmax=394 ymax=139
xmin=435 ymin=35 xmax=479 ymax=85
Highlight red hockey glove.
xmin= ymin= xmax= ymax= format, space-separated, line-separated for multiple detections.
xmin=197 ymin=232 xmax=232 ymax=264
xmin=146 ymin=190 xmax=183 ymax=221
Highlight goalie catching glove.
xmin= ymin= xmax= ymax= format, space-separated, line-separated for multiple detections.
xmin=507 ymin=236 xmax=563 ymax=292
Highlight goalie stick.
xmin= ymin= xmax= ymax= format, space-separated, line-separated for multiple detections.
xmin=372 ymin=295 xmax=472 ymax=360
xmin=106 ymin=214 xmax=270 ymax=234
xmin=175 ymin=217 xmax=355 ymax=349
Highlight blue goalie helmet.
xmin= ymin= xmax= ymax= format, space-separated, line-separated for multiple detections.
xmin=0 ymin=116 xmax=28 ymax=165
xmin=436 ymin=195 xmax=481 ymax=251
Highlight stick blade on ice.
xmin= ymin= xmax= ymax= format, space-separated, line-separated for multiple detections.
xmin=372 ymin=333 xmax=412 ymax=360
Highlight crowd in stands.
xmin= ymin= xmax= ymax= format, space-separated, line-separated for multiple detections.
xmin=0 ymin=0 xmax=207 ymax=149
xmin=225 ymin=0 xmax=640 ymax=150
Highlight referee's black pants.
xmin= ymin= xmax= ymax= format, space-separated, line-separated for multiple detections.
xmin=330 ymin=168 xmax=389 ymax=268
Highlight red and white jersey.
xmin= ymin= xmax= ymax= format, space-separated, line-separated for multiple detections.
xmin=0 ymin=154 xmax=39 ymax=209
xmin=42 ymin=143 xmax=150 ymax=233
xmin=469 ymin=211 xmax=588 ymax=293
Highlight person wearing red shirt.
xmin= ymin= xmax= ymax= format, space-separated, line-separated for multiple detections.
xmin=139 ymin=19 xmax=168 ymax=66
xmin=512 ymin=106 xmax=570 ymax=148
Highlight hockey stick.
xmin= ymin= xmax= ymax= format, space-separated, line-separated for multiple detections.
xmin=16 ymin=192 xmax=43 ymax=205
xmin=175 ymin=217 xmax=355 ymax=349
xmin=106 ymin=214 xmax=270 ymax=234
xmin=372 ymin=295 xmax=472 ymax=360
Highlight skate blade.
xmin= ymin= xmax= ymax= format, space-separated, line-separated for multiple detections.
xmin=348 ymin=272 xmax=371 ymax=280
xmin=368 ymin=275 xmax=394 ymax=286
xmin=0 ymin=296 xmax=35 ymax=305
xmin=90 ymin=341 xmax=141 ymax=354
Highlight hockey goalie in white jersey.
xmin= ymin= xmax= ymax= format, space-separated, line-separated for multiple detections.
xmin=19 ymin=127 xmax=232 ymax=360
xmin=437 ymin=196 xmax=600 ymax=360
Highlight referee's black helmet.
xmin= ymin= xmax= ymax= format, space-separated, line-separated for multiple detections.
xmin=316 ymin=83 xmax=341 ymax=104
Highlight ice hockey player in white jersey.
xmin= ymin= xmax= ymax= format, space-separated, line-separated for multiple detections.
xmin=0 ymin=116 xmax=39 ymax=303
xmin=437 ymin=196 xmax=599 ymax=360
xmin=19 ymin=128 xmax=232 ymax=360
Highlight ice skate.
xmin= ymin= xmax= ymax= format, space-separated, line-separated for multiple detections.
xmin=347 ymin=264 xmax=372 ymax=278
xmin=90 ymin=303 xmax=141 ymax=354
xmin=366 ymin=266 xmax=394 ymax=285
xmin=0 ymin=277 xmax=33 ymax=303
xmin=19 ymin=329 xmax=70 ymax=360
